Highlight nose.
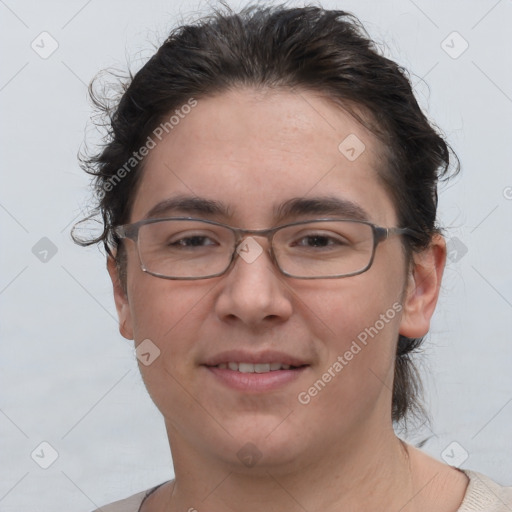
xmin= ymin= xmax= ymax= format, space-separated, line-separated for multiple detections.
xmin=213 ymin=236 xmax=293 ymax=328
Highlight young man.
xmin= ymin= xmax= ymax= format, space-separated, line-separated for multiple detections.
xmin=74 ymin=4 xmax=512 ymax=511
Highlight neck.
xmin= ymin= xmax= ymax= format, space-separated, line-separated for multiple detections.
xmin=160 ymin=420 xmax=419 ymax=512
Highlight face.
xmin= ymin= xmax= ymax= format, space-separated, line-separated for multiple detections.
xmin=108 ymin=87 xmax=444 ymax=471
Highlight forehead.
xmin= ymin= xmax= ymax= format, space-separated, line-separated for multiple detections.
xmin=130 ymin=87 xmax=397 ymax=227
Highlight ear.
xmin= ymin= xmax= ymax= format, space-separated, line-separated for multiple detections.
xmin=106 ymin=254 xmax=134 ymax=340
xmin=399 ymin=234 xmax=446 ymax=338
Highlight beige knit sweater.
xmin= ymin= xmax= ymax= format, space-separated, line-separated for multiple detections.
xmin=92 ymin=469 xmax=512 ymax=512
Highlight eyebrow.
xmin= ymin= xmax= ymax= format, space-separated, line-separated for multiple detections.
xmin=143 ymin=194 xmax=370 ymax=224
xmin=275 ymin=196 xmax=369 ymax=223
xmin=144 ymin=195 xmax=234 ymax=220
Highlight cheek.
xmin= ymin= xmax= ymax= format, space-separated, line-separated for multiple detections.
xmin=127 ymin=269 xmax=203 ymax=340
xmin=127 ymin=273 xmax=219 ymax=365
xmin=303 ymin=272 xmax=404 ymax=409
xmin=308 ymin=264 xmax=404 ymax=347
xmin=127 ymin=278 xmax=210 ymax=414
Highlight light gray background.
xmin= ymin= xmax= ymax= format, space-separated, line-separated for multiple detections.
xmin=1 ymin=0 xmax=511 ymax=510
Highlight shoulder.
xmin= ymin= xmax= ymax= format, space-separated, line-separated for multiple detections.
xmin=457 ymin=469 xmax=512 ymax=511
xmin=90 ymin=483 xmax=165 ymax=512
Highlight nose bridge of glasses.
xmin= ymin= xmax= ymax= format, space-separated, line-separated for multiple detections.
xmin=232 ymin=224 xmax=274 ymax=243
xmin=230 ymin=227 xmax=278 ymax=269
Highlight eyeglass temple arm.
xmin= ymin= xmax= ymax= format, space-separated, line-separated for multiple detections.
xmin=375 ymin=226 xmax=422 ymax=243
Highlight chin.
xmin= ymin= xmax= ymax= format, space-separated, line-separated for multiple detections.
xmin=216 ymin=418 xmax=310 ymax=465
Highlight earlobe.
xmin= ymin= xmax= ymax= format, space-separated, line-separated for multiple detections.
xmin=399 ymin=234 xmax=446 ymax=338
xmin=106 ymin=254 xmax=134 ymax=340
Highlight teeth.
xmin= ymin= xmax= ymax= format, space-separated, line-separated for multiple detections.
xmin=239 ymin=363 xmax=254 ymax=373
xmin=215 ymin=362 xmax=294 ymax=372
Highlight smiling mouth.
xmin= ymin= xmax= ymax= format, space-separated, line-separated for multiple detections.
xmin=203 ymin=361 xmax=309 ymax=392
xmin=206 ymin=362 xmax=308 ymax=373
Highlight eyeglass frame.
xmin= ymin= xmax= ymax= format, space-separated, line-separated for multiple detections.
xmin=112 ymin=216 xmax=421 ymax=280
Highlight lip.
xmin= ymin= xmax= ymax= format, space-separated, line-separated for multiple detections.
xmin=201 ymin=349 xmax=309 ymax=367
xmin=204 ymin=365 xmax=309 ymax=392
xmin=201 ymin=349 xmax=311 ymax=392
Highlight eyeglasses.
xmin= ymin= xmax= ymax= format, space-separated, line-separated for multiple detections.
xmin=113 ymin=217 xmax=418 ymax=280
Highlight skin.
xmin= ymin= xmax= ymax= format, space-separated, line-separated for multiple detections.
xmin=107 ymin=88 xmax=468 ymax=511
